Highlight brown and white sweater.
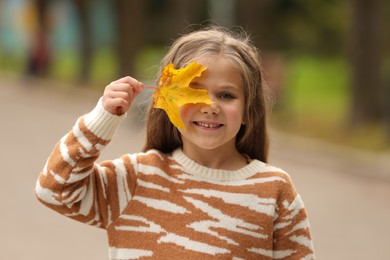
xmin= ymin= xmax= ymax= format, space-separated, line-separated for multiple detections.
xmin=35 ymin=100 xmax=315 ymax=259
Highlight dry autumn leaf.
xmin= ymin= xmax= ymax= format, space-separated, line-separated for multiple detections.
xmin=152 ymin=61 xmax=213 ymax=129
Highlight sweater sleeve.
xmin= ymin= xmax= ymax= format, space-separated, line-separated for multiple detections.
xmin=273 ymin=174 xmax=315 ymax=259
xmin=35 ymin=99 xmax=137 ymax=229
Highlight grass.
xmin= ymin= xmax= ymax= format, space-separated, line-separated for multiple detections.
xmin=272 ymin=54 xmax=390 ymax=151
xmin=284 ymin=56 xmax=349 ymax=121
xmin=51 ymin=50 xmax=78 ymax=82
xmin=91 ymin=49 xmax=118 ymax=86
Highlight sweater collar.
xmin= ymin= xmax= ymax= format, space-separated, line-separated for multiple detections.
xmin=171 ymin=148 xmax=268 ymax=182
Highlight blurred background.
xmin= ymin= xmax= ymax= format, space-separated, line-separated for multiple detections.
xmin=1 ymin=0 xmax=390 ymax=149
xmin=1 ymin=0 xmax=390 ymax=259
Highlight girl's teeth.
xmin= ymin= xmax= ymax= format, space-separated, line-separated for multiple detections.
xmin=197 ymin=122 xmax=220 ymax=128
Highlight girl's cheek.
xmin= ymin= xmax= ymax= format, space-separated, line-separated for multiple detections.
xmin=179 ymin=104 xmax=197 ymax=120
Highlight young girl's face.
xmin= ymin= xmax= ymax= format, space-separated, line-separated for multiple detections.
xmin=178 ymin=54 xmax=245 ymax=153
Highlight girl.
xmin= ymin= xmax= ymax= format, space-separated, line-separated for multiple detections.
xmin=36 ymin=27 xmax=314 ymax=259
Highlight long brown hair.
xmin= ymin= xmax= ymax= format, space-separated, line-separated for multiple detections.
xmin=142 ymin=26 xmax=270 ymax=162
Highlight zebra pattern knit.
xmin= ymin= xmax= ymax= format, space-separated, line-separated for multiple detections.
xmin=35 ymin=100 xmax=315 ymax=259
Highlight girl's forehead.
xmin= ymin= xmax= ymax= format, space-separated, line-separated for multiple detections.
xmin=194 ymin=54 xmax=237 ymax=69
xmin=191 ymin=55 xmax=244 ymax=89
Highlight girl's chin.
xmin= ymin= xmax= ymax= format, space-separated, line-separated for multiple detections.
xmin=182 ymin=137 xmax=236 ymax=152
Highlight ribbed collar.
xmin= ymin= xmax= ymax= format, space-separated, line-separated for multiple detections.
xmin=171 ymin=148 xmax=268 ymax=182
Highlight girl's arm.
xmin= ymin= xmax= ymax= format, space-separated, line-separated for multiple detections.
xmin=273 ymin=175 xmax=315 ymax=259
xmin=35 ymin=77 xmax=143 ymax=229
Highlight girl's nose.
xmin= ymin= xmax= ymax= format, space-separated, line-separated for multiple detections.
xmin=200 ymin=102 xmax=220 ymax=114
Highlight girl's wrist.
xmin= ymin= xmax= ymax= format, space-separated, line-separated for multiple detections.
xmin=83 ymin=98 xmax=127 ymax=140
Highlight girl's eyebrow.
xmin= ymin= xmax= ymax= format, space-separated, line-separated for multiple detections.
xmin=220 ymin=85 xmax=240 ymax=90
xmin=217 ymin=84 xmax=242 ymax=94
xmin=190 ymin=82 xmax=240 ymax=91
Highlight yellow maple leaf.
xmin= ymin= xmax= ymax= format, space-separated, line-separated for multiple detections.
xmin=152 ymin=61 xmax=213 ymax=129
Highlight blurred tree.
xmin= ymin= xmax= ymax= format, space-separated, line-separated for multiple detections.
xmin=112 ymin=0 xmax=146 ymax=77
xmin=26 ymin=0 xmax=94 ymax=83
xmin=236 ymin=0 xmax=276 ymax=51
xmin=27 ymin=0 xmax=51 ymax=77
xmin=236 ymin=0 xmax=345 ymax=54
xmin=34 ymin=0 xmax=49 ymax=32
xmin=73 ymin=0 xmax=92 ymax=83
xmin=349 ymin=0 xmax=385 ymax=125
xmin=164 ymin=0 xmax=204 ymax=42
xmin=145 ymin=0 xmax=206 ymax=46
xmin=384 ymin=1 xmax=390 ymax=137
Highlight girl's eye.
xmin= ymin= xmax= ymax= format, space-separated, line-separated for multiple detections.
xmin=219 ymin=92 xmax=235 ymax=100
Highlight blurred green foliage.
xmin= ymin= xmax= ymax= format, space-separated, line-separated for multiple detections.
xmin=274 ymin=55 xmax=389 ymax=151
xmin=284 ymin=55 xmax=349 ymax=124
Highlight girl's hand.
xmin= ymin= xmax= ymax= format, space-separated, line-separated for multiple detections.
xmin=102 ymin=76 xmax=144 ymax=115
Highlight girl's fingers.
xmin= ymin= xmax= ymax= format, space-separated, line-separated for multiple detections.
xmin=105 ymin=97 xmax=128 ymax=109
xmin=133 ymin=81 xmax=144 ymax=95
xmin=110 ymin=76 xmax=135 ymax=84
xmin=106 ymin=82 xmax=132 ymax=93
xmin=107 ymin=80 xmax=144 ymax=98
xmin=103 ymin=76 xmax=144 ymax=115
xmin=110 ymin=76 xmax=143 ymax=92
xmin=105 ymin=90 xmax=130 ymax=102
xmin=104 ymin=98 xmax=129 ymax=116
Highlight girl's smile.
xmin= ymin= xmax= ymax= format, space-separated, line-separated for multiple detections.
xmin=178 ymin=54 xmax=246 ymax=169
xmin=193 ymin=120 xmax=224 ymax=130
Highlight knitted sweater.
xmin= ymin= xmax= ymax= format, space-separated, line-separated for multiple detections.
xmin=35 ymin=100 xmax=314 ymax=259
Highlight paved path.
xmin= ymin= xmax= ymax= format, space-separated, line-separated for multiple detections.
xmin=1 ymin=76 xmax=389 ymax=259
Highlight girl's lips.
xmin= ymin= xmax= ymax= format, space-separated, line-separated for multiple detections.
xmin=193 ymin=121 xmax=224 ymax=129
